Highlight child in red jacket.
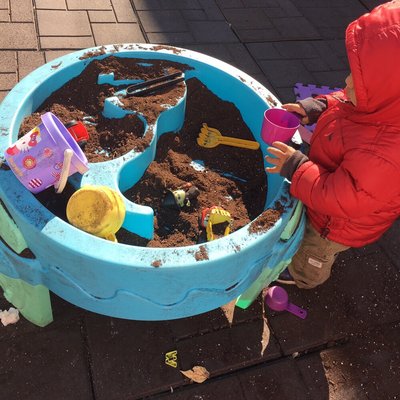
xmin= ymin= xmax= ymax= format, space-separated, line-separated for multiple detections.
xmin=266 ymin=1 xmax=400 ymax=288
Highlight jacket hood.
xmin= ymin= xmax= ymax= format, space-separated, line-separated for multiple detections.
xmin=345 ymin=1 xmax=400 ymax=126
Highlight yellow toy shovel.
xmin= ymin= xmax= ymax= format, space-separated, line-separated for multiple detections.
xmin=197 ymin=123 xmax=260 ymax=150
xmin=66 ymin=185 xmax=126 ymax=242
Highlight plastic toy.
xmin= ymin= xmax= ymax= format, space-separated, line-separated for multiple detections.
xmin=197 ymin=123 xmax=260 ymax=150
xmin=162 ymin=184 xmax=200 ymax=209
xmin=200 ymin=206 xmax=232 ymax=241
xmin=65 ymin=120 xmax=90 ymax=146
xmin=265 ymin=285 xmax=307 ymax=319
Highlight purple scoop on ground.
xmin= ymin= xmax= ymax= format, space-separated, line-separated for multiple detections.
xmin=265 ymin=286 xmax=307 ymax=319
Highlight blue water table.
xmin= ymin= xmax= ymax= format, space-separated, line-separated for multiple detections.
xmin=0 ymin=44 xmax=305 ymax=326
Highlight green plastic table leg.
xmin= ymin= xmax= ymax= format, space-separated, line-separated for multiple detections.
xmin=236 ymin=201 xmax=304 ymax=309
xmin=0 ymin=272 xmax=53 ymax=327
xmin=236 ymin=259 xmax=290 ymax=309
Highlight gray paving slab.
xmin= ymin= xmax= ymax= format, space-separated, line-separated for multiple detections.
xmin=189 ymin=20 xmax=238 ymax=43
xmin=378 ymin=219 xmax=400 ymax=271
xmin=0 ymin=321 xmax=94 ymax=400
xmin=238 ymin=358 xmax=318 ymax=400
xmin=317 ymin=321 xmax=400 ymax=399
xmin=40 ymin=36 xmax=95 ymax=49
xmin=85 ymin=314 xmax=184 ymax=400
xmin=10 ymin=0 xmax=33 ymax=22
xmin=138 ymin=10 xmax=189 ymax=32
xmin=176 ymin=319 xmax=282 ymax=374
xmin=0 ymin=51 xmax=16 ymax=72
xmin=133 ymin=0 xmax=203 ymax=10
xmin=37 ymin=10 xmax=92 ymax=36
xmin=0 ymin=72 xmax=16 ymax=90
xmin=17 ymin=50 xmax=45 ymax=80
xmin=34 ymin=0 xmax=67 ymax=9
xmin=111 ymin=0 xmax=138 ymax=22
xmin=0 ymin=23 xmax=37 ymax=49
xmin=66 ymin=0 xmax=113 ymax=9
xmin=268 ymin=251 xmax=400 ymax=356
xmin=91 ymin=23 xmax=145 ymax=46
xmin=0 ymin=10 xmax=8 ymax=21
xmin=88 ymin=10 xmax=116 ymax=23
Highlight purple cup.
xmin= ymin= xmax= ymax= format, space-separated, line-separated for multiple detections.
xmin=4 ymin=112 xmax=89 ymax=194
xmin=261 ymin=108 xmax=300 ymax=145
xmin=265 ymin=286 xmax=307 ymax=319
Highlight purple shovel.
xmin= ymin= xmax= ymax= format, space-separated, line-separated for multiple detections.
xmin=265 ymin=286 xmax=307 ymax=319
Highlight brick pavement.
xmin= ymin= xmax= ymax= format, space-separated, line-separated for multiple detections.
xmin=1 ymin=1 xmax=398 ymax=399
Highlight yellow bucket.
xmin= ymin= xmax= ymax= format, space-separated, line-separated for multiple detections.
xmin=66 ymin=185 xmax=126 ymax=242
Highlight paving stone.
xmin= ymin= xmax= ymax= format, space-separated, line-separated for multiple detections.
xmin=10 ymin=0 xmax=33 ymax=22
xmin=40 ymin=36 xmax=95 ymax=49
xmin=182 ymin=9 xmax=207 ymax=21
xmin=198 ymin=0 xmax=225 ymax=20
xmin=0 ymin=23 xmax=37 ymax=49
xmin=138 ymin=10 xmax=189 ymax=32
xmin=17 ymin=51 xmax=45 ymax=80
xmin=378 ymin=219 xmax=400 ymax=271
xmin=278 ymin=0 xmax=302 ymax=17
xmin=0 ymin=9 xmax=9 ymax=21
xmin=0 ymin=90 xmax=7 ymax=103
xmin=295 ymin=354 xmax=331 ymax=400
xmin=88 ymin=10 xmax=116 ymax=23
xmin=268 ymin=252 xmax=400 ymax=355
xmin=259 ymin=59 xmax=314 ymax=88
xmin=0 ymin=73 xmax=16 ymax=90
xmin=216 ymin=0 xmax=245 ymax=8
xmin=246 ymin=42 xmax=281 ymax=60
xmin=44 ymin=50 xmax=73 ymax=62
xmin=160 ymin=375 xmax=246 ymax=399
xmin=238 ymin=358 xmax=314 ymax=399
xmin=0 ymin=51 xmax=16 ymax=73
xmin=0 ymin=321 xmax=93 ymax=400
xmin=148 ymin=32 xmax=195 ymax=45
xmin=312 ymin=70 xmax=347 ymax=88
xmin=0 ymin=0 xmax=8 ymax=8
xmin=133 ymin=0 xmax=202 ymax=10
xmin=34 ymin=0 xmax=66 ymax=9
xmin=274 ymin=41 xmax=318 ymax=59
xmin=272 ymin=17 xmax=321 ymax=40
xmin=86 ymin=314 xmax=184 ymax=399
xmin=222 ymin=8 xmax=274 ymax=30
xmin=91 ymin=23 xmax=145 ymax=46
xmin=168 ymin=297 xmax=263 ymax=339
xmin=111 ymin=0 xmax=137 ymax=22
xmin=302 ymin=57 xmax=330 ymax=72
xmin=312 ymin=40 xmax=348 ymax=70
xmin=132 ymin=0 xmax=163 ymax=10
xmin=66 ymin=0 xmax=112 ymax=9
xmin=318 ymin=322 xmax=400 ymax=399
xmin=176 ymin=319 xmax=281 ymax=375
xmin=37 ymin=10 xmax=91 ymax=36
xmin=274 ymin=86 xmax=297 ymax=103
xmin=189 ymin=21 xmax=238 ymax=43
xmin=235 ymin=27 xmax=282 ymax=42
xmin=183 ymin=42 xmax=261 ymax=75
xmin=223 ymin=42 xmax=262 ymax=75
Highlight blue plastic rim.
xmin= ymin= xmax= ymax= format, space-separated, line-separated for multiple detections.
xmin=0 ymin=44 xmax=305 ymax=320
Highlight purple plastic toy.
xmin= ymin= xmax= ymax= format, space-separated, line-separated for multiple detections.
xmin=4 ymin=112 xmax=88 ymax=194
xmin=265 ymin=286 xmax=307 ymax=319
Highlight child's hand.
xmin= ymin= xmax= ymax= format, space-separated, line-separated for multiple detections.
xmin=282 ymin=103 xmax=309 ymax=125
xmin=265 ymin=141 xmax=296 ymax=174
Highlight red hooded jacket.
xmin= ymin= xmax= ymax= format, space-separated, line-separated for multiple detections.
xmin=290 ymin=1 xmax=400 ymax=247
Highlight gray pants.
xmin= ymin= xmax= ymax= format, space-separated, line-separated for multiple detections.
xmin=288 ymin=220 xmax=350 ymax=289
